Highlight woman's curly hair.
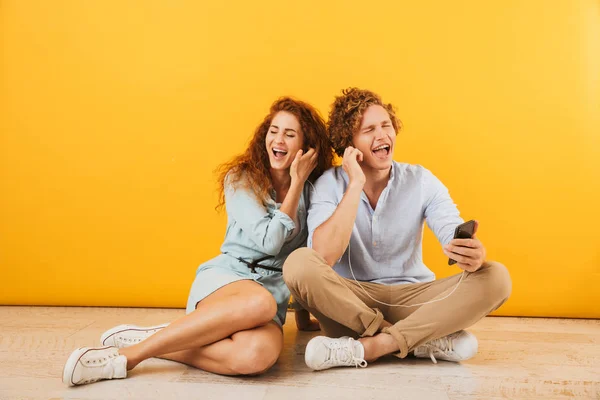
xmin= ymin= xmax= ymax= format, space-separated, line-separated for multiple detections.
xmin=215 ymin=97 xmax=334 ymax=211
xmin=328 ymin=88 xmax=402 ymax=157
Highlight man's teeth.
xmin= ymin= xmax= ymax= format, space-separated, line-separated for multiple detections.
xmin=373 ymin=145 xmax=390 ymax=151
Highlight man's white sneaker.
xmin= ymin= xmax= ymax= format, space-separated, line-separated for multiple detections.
xmin=413 ymin=330 xmax=478 ymax=364
xmin=62 ymin=346 xmax=127 ymax=386
xmin=100 ymin=323 xmax=168 ymax=348
xmin=305 ymin=336 xmax=367 ymax=371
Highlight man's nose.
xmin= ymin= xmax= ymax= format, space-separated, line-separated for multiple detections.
xmin=374 ymin=126 xmax=386 ymax=139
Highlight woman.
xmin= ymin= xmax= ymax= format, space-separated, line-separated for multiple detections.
xmin=62 ymin=97 xmax=333 ymax=386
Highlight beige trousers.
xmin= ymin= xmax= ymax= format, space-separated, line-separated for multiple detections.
xmin=283 ymin=248 xmax=512 ymax=358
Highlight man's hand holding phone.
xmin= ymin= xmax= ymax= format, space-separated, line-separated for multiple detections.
xmin=342 ymin=146 xmax=366 ymax=188
xmin=443 ymin=220 xmax=487 ymax=272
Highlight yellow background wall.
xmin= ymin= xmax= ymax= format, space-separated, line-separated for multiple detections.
xmin=1 ymin=1 xmax=599 ymax=318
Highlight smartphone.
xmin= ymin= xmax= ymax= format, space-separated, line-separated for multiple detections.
xmin=448 ymin=220 xmax=476 ymax=265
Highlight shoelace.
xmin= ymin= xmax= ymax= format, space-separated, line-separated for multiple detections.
xmin=119 ymin=336 xmax=142 ymax=343
xmin=421 ymin=335 xmax=454 ymax=364
xmin=80 ymin=351 xmax=121 ymax=384
xmin=325 ymin=338 xmax=367 ymax=368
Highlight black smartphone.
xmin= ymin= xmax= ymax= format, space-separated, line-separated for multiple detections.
xmin=448 ymin=220 xmax=476 ymax=265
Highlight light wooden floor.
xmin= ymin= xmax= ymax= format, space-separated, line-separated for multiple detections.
xmin=0 ymin=307 xmax=598 ymax=400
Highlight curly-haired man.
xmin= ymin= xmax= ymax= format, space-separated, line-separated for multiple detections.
xmin=283 ymin=88 xmax=512 ymax=371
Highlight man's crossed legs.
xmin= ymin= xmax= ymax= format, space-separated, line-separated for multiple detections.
xmin=283 ymin=248 xmax=512 ymax=370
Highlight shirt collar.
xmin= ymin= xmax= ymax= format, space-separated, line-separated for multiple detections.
xmin=389 ymin=163 xmax=396 ymax=183
xmin=358 ymin=163 xmax=395 ymax=208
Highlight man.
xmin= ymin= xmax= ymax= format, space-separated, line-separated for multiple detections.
xmin=283 ymin=88 xmax=511 ymax=370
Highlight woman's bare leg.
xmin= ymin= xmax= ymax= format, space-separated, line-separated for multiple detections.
xmin=158 ymin=321 xmax=283 ymax=375
xmin=119 ymin=280 xmax=277 ymax=370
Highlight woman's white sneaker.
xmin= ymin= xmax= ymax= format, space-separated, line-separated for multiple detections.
xmin=62 ymin=346 xmax=127 ymax=386
xmin=305 ymin=336 xmax=367 ymax=371
xmin=100 ymin=323 xmax=168 ymax=348
xmin=413 ymin=330 xmax=478 ymax=364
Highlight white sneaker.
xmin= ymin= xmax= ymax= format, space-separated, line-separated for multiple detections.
xmin=305 ymin=336 xmax=367 ymax=371
xmin=62 ymin=346 xmax=127 ymax=386
xmin=101 ymin=323 xmax=168 ymax=348
xmin=413 ymin=330 xmax=478 ymax=364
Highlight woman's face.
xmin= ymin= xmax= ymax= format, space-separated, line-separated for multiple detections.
xmin=265 ymin=111 xmax=305 ymax=171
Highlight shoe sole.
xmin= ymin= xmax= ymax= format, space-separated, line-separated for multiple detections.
xmin=62 ymin=346 xmax=110 ymax=387
xmin=100 ymin=324 xmax=168 ymax=347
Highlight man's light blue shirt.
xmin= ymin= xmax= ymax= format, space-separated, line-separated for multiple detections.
xmin=307 ymin=162 xmax=464 ymax=284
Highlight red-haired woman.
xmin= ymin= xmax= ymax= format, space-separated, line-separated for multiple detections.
xmin=63 ymin=97 xmax=333 ymax=386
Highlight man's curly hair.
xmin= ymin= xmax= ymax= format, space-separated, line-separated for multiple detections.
xmin=327 ymin=88 xmax=402 ymax=157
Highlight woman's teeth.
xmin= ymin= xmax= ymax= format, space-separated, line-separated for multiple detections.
xmin=273 ymin=149 xmax=288 ymax=158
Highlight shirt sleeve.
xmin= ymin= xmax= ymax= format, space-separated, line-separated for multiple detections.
xmin=422 ymin=167 xmax=464 ymax=245
xmin=306 ymin=170 xmax=340 ymax=248
xmin=225 ymin=177 xmax=296 ymax=256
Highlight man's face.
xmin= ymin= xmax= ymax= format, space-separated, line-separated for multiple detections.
xmin=352 ymin=105 xmax=396 ymax=172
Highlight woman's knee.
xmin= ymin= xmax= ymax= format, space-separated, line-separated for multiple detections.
xmin=235 ymin=289 xmax=278 ymax=326
xmin=283 ymin=247 xmax=327 ymax=288
xmin=230 ymin=329 xmax=282 ymax=375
